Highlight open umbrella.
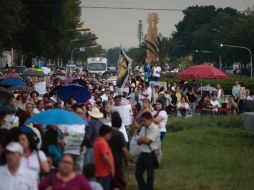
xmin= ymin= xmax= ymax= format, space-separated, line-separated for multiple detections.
xmin=0 ymin=104 xmax=17 ymax=114
xmin=2 ymin=77 xmax=24 ymax=86
xmin=0 ymin=73 xmax=22 ymax=80
xmin=41 ymin=67 xmax=51 ymax=75
xmin=176 ymin=64 xmax=228 ymax=79
xmin=27 ymin=109 xmax=87 ymax=125
xmin=56 ymin=84 xmax=91 ymax=103
xmin=9 ymin=85 xmax=33 ymax=92
xmin=0 ymin=87 xmax=13 ymax=103
xmin=197 ymin=86 xmax=218 ymax=92
xmin=21 ymin=70 xmax=46 ymax=77
xmin=66 ymin=76 xmax=76 ymax=83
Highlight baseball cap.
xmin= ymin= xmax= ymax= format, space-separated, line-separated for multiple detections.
xmin=6 ymin=142 xmax=23 ymax=154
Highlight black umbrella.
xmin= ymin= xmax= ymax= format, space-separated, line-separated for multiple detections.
xmin=21 ymin=70 xmax=46 ymax=77
xmin=0 ymin=104 xmax=17 ymax=114
xmin=0 ymin=87 xmax=13 ymax=103
xmin=72 ymin=79 xmax=87 ymax=87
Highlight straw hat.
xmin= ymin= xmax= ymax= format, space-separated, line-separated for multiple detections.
xmin=88 ymin=107 xmax=104 ymax=119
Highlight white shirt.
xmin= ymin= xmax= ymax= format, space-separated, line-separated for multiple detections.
xmin=111 ymin=104 xmax=133 ymax=126
xmin=20 ymin=150 xmax=47 ymax=181
xmin=138 ymin=122 xmax=161 ymax=152
xmin=177 ymin=102 xmax=190 ymax=110
xmin=152 ymin=66 xmax=161 ymax=77
xmin=100 ymin=94 xmax=109 ymax=102
xmin=33 ymin=108 xmax=44 ymax=114
xmin=119 ymin=123 xmax=129 ymax=142
xmin=0 ymin=165 xmax=38 ymax=190
xmin=246 ymin=96 xmax=253 ymax=100
xmin=210 ymin=100 xmax=221 ymax=112
xmin=152 ymin=110 xmax=168 ymax=132
xmin=145 ymin=86 xmax=152 ymax=102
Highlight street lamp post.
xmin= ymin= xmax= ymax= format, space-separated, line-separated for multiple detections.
xmin=70 ymin=36 xmax=98 ymax=64
xmin=220 ymin=43 xmax=253 ymax=78
xmin=71 ymin=47 xmax=86 ymax=64
xmin=65 ymin=27 xmax=90 ymax=32
xmin=70 ymin=37 xmax=98 ymax=42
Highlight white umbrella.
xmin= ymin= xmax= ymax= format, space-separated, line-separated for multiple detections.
xmin=41 ymin=67 xmax=51 ymax=75
xmin=197 ymin=86 xmax=218 ymax=92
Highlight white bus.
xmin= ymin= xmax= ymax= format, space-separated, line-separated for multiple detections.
xmin=87 ymin=57 xmax=107 ymax=74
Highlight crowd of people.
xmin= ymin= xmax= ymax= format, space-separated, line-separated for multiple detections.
xmin=0 ymin=65 xmax=253 ymax=190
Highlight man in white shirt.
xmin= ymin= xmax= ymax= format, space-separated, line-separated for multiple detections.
xmin=101 ymin=87 xmax=110 ymax=102
xmin=141 ymin=82 xmax=152 ymax=102
xmin=232 ymin=80 xmax=240 ymax=100
xmin=135 ymin=112 xmax=160 ymax=190
xmin=0 ymin=142 xmax=38 ymax=190
xmin=110 ymin=96 xmax=133 ymax=130
xmin=210 ymin=94 xmax=221 ymax=112
xmin=151 ymin=63 xmax=161 ymax=81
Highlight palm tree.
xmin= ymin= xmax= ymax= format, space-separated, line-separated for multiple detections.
xmin=144 ymin=33 xmax=183 ymax=64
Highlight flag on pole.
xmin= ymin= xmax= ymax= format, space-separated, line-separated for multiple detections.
xmin=117 ymin=49 xmax=132 ymax=92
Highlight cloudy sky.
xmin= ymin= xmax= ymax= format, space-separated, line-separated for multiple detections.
xmin=81 ymin=0 xmax=253 ymax=49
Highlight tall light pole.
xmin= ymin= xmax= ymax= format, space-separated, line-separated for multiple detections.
xmin=212 ymin=28 xmax=224 ymax=70
xmin=71 ymin=47 xmax=85 ymax=64
xmin=70 ymin=37 xmax=97 ymax=42
xmin=70 ymin=37 xmax=98 ymax=64
xmin=220 ymin=43 xmax=253 ymax=78
xmin=65 ymin=27 xmax=90 ymax=32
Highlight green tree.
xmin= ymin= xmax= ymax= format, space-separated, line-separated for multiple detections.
xmin=106 ymin=47 xmax=121 ymax=66
xmin=17 ymin=0 xmax=82 ymax=66
xmin=173 ymin=5 xmax=217 ymax=55
xmin=0 ymin=0 xmax=22 ymax=53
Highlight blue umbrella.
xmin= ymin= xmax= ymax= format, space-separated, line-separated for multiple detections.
xmin=2 ymin=77 xmax=24 ymax=86
xmin=27 ymin=109 xmax=87 ymax=125
xmin=57 ymin=84 xmax=91 ymax=103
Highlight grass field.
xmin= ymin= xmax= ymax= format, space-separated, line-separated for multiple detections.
xmin=125 ymin=115 xmax=254 ymax=190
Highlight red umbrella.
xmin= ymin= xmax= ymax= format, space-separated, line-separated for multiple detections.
xmin=176 ymin=64 xmax=228 ymax=79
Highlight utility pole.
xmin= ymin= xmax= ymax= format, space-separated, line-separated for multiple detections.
xmin=220 ymin=43 xmax=253 ymax=78
xmin=137 ymin=20 xmax=143 ymax=47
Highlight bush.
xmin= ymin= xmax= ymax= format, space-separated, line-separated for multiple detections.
xmin=160 ymin=74 xmax=254 ymax=94
xmin=168 ymin=115 xmax=243 ymax=132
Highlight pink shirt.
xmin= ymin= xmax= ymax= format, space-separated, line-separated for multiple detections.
xmin=39 ymin=173 xmax=92 ymax=190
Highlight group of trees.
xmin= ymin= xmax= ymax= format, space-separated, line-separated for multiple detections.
xmin=173 ymin=5 xmax=254 ymax=67
xmin=0 ymin=0 xmax=102 ymax=67
xmin=118 ymin=5 xmax=254 ymax=70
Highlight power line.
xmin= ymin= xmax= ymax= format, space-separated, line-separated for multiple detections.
xmin=23 ymin=4 xmax=183 ymax=11
xmin=81 ymin=6 xmax=183 ymax=11
xmin=22 ymin=4 xmax=246 ymax=12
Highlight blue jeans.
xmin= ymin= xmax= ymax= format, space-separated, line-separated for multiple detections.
xmin=97 ymin=175 xmax=111 ymax=190
xmin=160 ymin=132 xmax=166 ymax=142
xmin=135 ymin=152 xmax=154 ymax=190
xmin=190 ymin=102 xmax=196 ymax=113
xmin=151 ymin=76 xmax=159 ymax=81
xmin=84 ymin=147 xmax=94 ymax=165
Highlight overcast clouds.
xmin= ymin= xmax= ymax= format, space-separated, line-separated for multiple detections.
xmin=81 ymin=0 xmax=254 ymax=49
